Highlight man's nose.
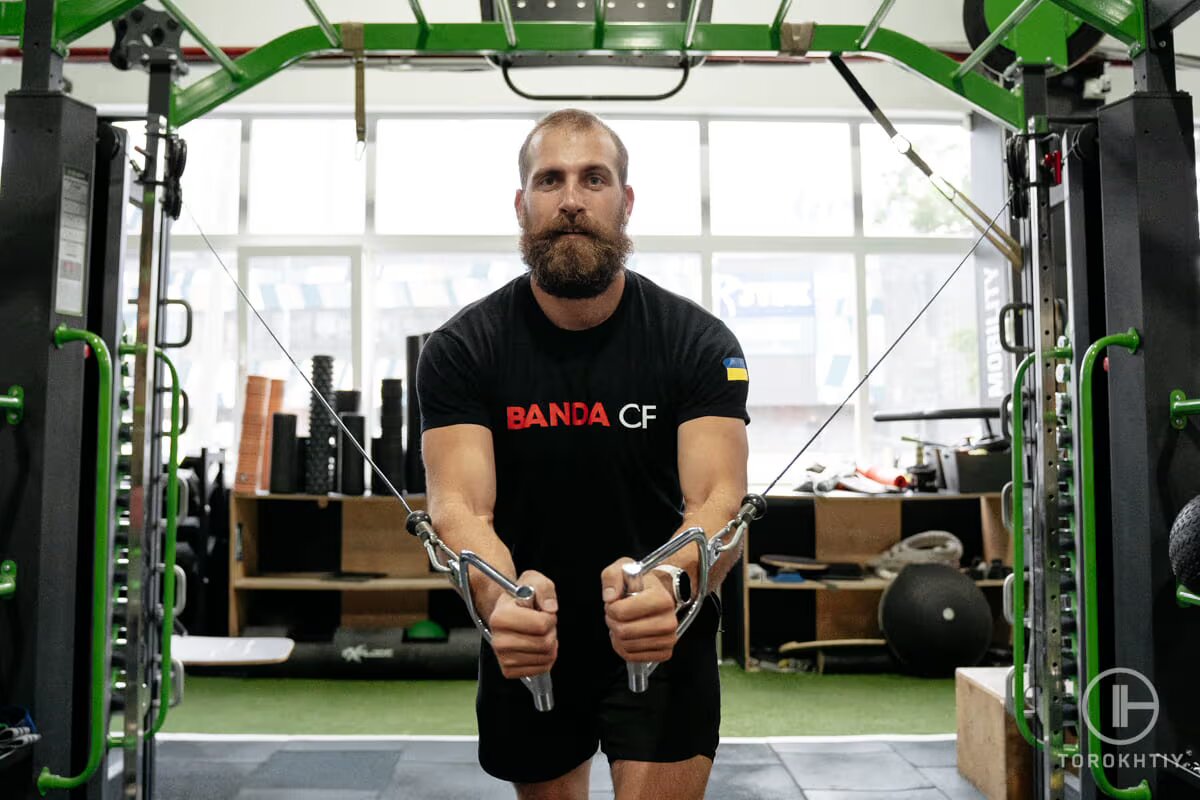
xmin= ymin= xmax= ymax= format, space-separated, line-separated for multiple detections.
xmin=558 ymin=180 xmax=586 ymax=216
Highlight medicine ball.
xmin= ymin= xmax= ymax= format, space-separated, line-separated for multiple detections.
xmin=1170 ymin=495 xmax=1200 ymax=590
xmin=879 ymin=563 xmax=993 ymax=677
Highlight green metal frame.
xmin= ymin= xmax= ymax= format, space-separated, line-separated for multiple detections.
xmin=0 ymin=0 xmax=1151 ymax=131
xmin=1 ymin=385 xmax=23 ymax=425
xmin=1010 ymin=347 xmax=1079 ymax=758
xmin=38 ymin=325 xmax=115 ymax=796
xmin=0 ymin=559 xmax=15 ymax=599
xmin=107 ymin=344 xmax=183 ymax=743
xmin=1078 ymin=328 xmax=1151 ymax=800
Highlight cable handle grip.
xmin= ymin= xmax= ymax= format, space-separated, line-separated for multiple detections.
xmin=405 ymin=510 xmax=554 ymax=712
xmin=620 ymin=527 xmax=711 ymax=693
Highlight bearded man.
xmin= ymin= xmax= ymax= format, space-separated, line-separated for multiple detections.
xmin=416 ymin=109 xmax=750 ymax=800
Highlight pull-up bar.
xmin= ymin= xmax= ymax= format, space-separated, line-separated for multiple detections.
xmin=159 ymin=0 xmax=245 ymax=81
xmin=857 ymin=0 xmax=897 ymax=49
xmin=495 ymin=0 xmax=518 ymax=47
xmin=684 ymin=0 xmax=703 ymax=48
xmin=595 ymin=0 xmax=606 ymax=49
xmin=953 ymin=0 xmax=1040 ymax=79
xmin=301 ymin=0 xmax=340 ymax=47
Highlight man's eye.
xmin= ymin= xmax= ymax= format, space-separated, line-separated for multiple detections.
xmin=539 ymin=175 xmax=557 ymax=186
xmin=588 ymin=175 xmax=605 ymax=186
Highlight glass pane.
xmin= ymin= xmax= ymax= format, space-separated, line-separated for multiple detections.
xmin=247 ymin=254 xmax=355 ymax=425
xmin=368 ymin=253 xmax=525 ymax=431
xmin=607 ymin=119 xmax=701 ymax=236
xmin=860 ymin=122 xmax=972 ymax=237
xmin=714 ymin=253 xmax=858 ymax=484
xmin=629 ymin=253 xmax=702 ymax=303
xmin=120 ymin=250 xmax=238 ymax=461
xmin=865 ymin=253 xmax=982 ymax=460
xmin=173 ymin=119 xmax=242 ymax=235
xmin=248 ymin=119 xmax=366 ymax=234
xmin=375 ymin=119 xmax=531 ymax=235
xmin=709 ymin=122 xmax=854 ymax=236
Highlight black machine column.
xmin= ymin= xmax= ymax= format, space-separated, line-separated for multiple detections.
xmin=1097 ymin=90 xmax=1200 ymax=797
xmin=0 ymin=71 xmax=99 ymax=800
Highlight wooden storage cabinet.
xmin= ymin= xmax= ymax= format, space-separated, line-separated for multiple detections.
xmin=735 ymin=492 xmax=1011 ymax=669
xmin=229 ymin=492 xmax=454 ymax=636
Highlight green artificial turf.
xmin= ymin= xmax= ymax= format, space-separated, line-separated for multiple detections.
xmin=163 ymin=667 xmax=957 ymax=736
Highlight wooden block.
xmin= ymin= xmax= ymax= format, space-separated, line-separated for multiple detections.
xmin=980 ymin=495 xmax=1013 ymax=565
xmin=814 ymin=497 xmax=901 ymax=563
xmin=815 ymin=589 xmax=883 ymax=640
xmin=341 ymin=591 xmax=429 ymax=629
xmin=956 ymin=667 xmax=1033 ymax=800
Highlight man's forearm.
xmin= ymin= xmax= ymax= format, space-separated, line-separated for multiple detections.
xmin=658 ymin=488 xmax=745 ymax=596
xmin=428 ymin=501 xmax=516 ymax=621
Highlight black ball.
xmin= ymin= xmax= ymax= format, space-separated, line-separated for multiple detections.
xmin=1170 ymin=495 xmax=1200 ymax=590
xmin=879 ymin=564 xmax=994 ymax=677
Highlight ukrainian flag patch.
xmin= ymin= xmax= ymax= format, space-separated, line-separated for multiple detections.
xmin=724 ymin=357 xmax=749 ymax=382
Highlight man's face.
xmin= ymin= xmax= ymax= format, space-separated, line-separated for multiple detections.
xmin=516 ymin=125 xmax=635 ymax=299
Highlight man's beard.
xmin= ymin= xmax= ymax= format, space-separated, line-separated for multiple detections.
xmin=519 ymin=209 xmax=632 ymax=300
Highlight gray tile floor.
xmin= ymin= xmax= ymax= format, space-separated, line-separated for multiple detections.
xmin=154 ymin=737 xmax=986 ymax=799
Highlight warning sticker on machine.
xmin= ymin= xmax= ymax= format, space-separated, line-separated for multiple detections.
xmin=55 ymin=167 xmax=90 ymax=317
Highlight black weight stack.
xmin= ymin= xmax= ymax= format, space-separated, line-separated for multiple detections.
xmin=405 ymin=335 xmax=429 ymax=493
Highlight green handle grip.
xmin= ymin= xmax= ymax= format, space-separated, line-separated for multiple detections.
xmin=39 ymin=326 xmax=115 ymax=795
xmin=0 ymin=560 xmax=16 ymax=599
xmin=150 ymin=347 xmax=181 ymax=737
xmin=1009 ymin=346 xmax=1076 ymax=758
xmin=1079 ymin=328 xmax=1151 ymax=800
xmin=1177 ymin=585 xmax=1200 ymax=608
xmin=1009 ymin=351 xmax=1041 ymax=751
xmin=107 ymin=344 xmax=183 ymax=744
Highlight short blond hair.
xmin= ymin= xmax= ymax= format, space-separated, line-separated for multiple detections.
xmin=518 ymin=109 xmax=628 ymax=188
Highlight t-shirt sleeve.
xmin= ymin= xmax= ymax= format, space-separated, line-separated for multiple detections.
xmin=676 ymin=320 xmax=751 ymax=426
xmin=416 ymin=330 xmax=491 ymax=432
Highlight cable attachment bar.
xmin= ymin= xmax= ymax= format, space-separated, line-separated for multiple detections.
xmin=621 ymin=493 xmax=765 ymax=692
xmin=406 ymin=511 xmax=554 ymax=712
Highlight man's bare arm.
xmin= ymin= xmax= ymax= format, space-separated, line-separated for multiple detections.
xmin=423 ymin=424 xmax=518 ymax=620
xmin=657 ymin=415 xmax=750 ymax=594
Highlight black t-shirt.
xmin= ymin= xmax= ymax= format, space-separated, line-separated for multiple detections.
xmin=416 ymin=270 xmax=749 ymax=656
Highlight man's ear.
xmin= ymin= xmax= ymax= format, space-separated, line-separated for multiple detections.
xmin=623 ymin=184 xmax=635 ymax=223
xmin=514 ymin=188 xmax=524 ymax=223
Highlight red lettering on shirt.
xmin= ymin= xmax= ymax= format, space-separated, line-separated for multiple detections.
xmin=506 ymin=406 xmax=526 ymax=430
xmin=549 ymin=402 xmax=570 ymax=427
xmin=588 ymin=402 xmax=610 ymax=427
xmin=572 ymin=402 xmax=589 ymax=425
xmin=526 ymin=404 xmax=548 ymax=428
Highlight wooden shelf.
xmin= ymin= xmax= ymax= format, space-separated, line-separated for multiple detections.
xmin=233 ymin=572 xmax=453 ymax=592
xmin=748 ymin=578 xmax=1007 ymax=591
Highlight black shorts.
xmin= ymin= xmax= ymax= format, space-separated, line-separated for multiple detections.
xmin=476 ymin=595 xmax=722 ymax=785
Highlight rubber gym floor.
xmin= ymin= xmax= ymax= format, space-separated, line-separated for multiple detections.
xmin=152 ymin=667 xmax=986 ymax=799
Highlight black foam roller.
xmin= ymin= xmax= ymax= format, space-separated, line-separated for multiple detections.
xmin=335 ymin=390 xmax=361 ymax=414
xmin=405 ymin=335 xmax=428 ymax=493
xmin=372 ymin=436 xmax=406 ymax=496
xmin=306 ymin=355 xmax=335 ymax=494
xmin=268 ymin=413 xmax=299 ymax=494
xmin=338 ymin=414 xmax=366 ymax=496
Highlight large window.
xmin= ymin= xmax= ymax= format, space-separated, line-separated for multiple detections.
xmin=153 ymin=114 xmax=979 ymax=487
xmin=245 ymin=253 xmax=355 ymax=427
